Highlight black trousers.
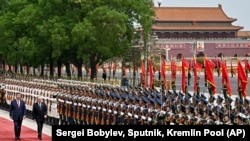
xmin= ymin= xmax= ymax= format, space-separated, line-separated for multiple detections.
xmin=13 ymin=117 xmax=23 ymax=138
xmin=36 ymin=120 xmax=44 ymax=137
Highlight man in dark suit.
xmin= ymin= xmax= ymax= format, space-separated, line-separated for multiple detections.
xmin=9 ymin=93 xmax=26 ymax=140
xmin=102 ymin=70 xmax=107 ymax=81
xmin=32 ymin=96 xmax=47 ymax=140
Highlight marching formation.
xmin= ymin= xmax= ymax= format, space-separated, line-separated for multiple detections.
xmin=0 ymin=77 xmax=249 ymax=125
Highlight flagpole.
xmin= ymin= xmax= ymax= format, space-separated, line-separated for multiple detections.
xmin=169 ymin=56 xmax=172 ymax=90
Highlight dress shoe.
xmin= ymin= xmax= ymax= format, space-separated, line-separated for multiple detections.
xmin=38 ymin=137 xmax=42 ymax=140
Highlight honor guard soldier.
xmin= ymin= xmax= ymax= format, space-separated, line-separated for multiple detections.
xmin=215 ymin=96 xmax=224 ymax=113
xmin=100 ymin=99 xmax=108 ymax=125
xmin=96 ymin=99 xmax=103 ymax=125
xmin=195 ymin=77 xmax=200 ymax=96
xmin=224 ymin=96 xmax=233 ymax=111
xmin=82 ymin=97 xmax=88 ymax=125
xmin=117 ymin=94 xmax=127 ymax=125
xmin=72 ymin=96 xmax=78 ymax=125
xmin=44 ymin=90 xmax=51 ymax=125
xmin=187 ymin=70 xmax=191 ymax=86
xmin=66 ymin=94 xmax=74 ymax=125
xmin=208 ymin=95 xmax=215 ymax=109
xmin=126 ymin=95 xmax=134 ymax=125
xmin=105 ymin=95 xmax=113 ymax=125
xmin=217 ymin=60 xmax=221 ymax=77
xmin=245 ymin=59 xmax=248 ymax=77
xmin=51 ymin=92 xmax=59 ymax=125
xmin=133 ymin=95 xmax=141 ymax=125
xmin=154 ymin=99 xmax=165 ymax=125
xmin=207 ymin=83 xmax=212 ymax=95
xmin=184 ymin=82 xmax=188 ymax=94
xmin=0 ymin=85 xmax=6 ymax=109
xmin=235 ymin=114 xmax=245 ymax=125
xmin=89 ymin=97 xmax=97 ymax=125
xmin=85 ymin=97 xmax=92 ymax=125
xmin=139 ymin=96 xmax=148 ymax=125
xmin=79 ymin=96 xmax=85 ymax=125
xmin=231 ymin=64 xmax=234 ymax=78
xmin=222 ymin=83 xmax=227 ymax=100
xmin=146 ymin=97 xmax=155 ymax=125
xmin=171 ymin=80 xmax=176 ymax=94
xmin=111 ymin=95 xmax=119 ymax=125
xmin=75 ymin=94 xmax=82 ymax=125
xmin=62 ymin=94 xmax=68 ymax=125
xmin=243 ymin=99 xmax=250 ymax=111
xmin=238 ymin=85 xmax=243 ymax=101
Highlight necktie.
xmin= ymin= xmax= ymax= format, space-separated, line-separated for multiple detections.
xmin=39 ymin=102 xmax=41 ymax=109
xmin=17 ymin=100 xmax=20 ymax=108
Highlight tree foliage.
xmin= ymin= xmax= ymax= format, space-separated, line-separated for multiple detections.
xmin=0 ymin=0 xmax=154 ymax=79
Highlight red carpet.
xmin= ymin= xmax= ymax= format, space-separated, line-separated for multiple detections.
xmin=0 ymin=117 xmax=51 ymax=141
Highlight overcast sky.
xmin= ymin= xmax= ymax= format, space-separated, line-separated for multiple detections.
xmin=153 ymin=0 xmax=250 ymax=30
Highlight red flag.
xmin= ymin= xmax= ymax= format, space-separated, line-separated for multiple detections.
xmin=171 ymin=58 xmax=177 ymax=81
xmin=141 ymin=60 xmax=146 ymax=88
xmin=161 ymin=60 xmax=166 ymax=79
xmin=193 ymin=56 xmax=202 ymax=92
xmin=181 ymin=58 xmax=190 ymax=93
xmin=221 ymin=60 xmax=232 ymax=96
xmin=205 ymin=58 xmax=216 ymax=94
xmin=193 ymin=57 xmax=198 ymax=92
xmin=149 ymin=60 xmax=154 ymax=89
xmin=193 ymin=57 xmax=202 ymax=92
xmin=161 ymin=60 xmax=167 ymax=89
xmin=245 ymin=59 xmax=250 ymax=72
xmin=237 ymin=60 xmax=248 ymax=98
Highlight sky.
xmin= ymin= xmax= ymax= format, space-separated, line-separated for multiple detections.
xmin=153 ymin=0 xmax=250 ymax=31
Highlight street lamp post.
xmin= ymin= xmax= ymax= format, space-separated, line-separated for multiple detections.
xmin=158 ymin=0 xmax=162 ymax=7
xmin=193 ymin=41 xmax=197 ymax=55
xmin=165 ymin=48 xmax=170 ymax=62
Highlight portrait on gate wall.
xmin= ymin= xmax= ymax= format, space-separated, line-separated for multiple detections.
xmin=196 ymin=41 xmax=204 ymax=52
